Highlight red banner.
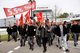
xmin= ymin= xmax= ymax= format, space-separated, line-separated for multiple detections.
xmin=3 ymin=1 xmax=36 ymax=17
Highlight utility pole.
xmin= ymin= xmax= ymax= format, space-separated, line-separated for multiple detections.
xmin=54 ymin=5 xmax=57 ymax=22
xmin=54 ymin=5 xmax=61 ymax=22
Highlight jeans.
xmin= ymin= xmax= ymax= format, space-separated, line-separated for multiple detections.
xmin=27 ymin=36 xmax=34 ymax=49
xmin=63 ymin=34 xmax=69 ymax=50
xmin=12 ymin=32 xmax=17 ymax=42
xmin=73 ymin=33 xmax=79 ymax=45
xmin=20 ymin=35 xmax=26 ymax=46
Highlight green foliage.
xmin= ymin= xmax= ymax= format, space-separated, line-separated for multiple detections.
xmin=57 ymin=12 xmax=69 ymax=18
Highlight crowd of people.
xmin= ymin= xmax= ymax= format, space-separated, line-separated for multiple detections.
xmin=6 ymin=19 xmax=80 ymax=53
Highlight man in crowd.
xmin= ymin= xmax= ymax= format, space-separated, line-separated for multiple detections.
xmin=39 ymin=21 xmax=48 ymax=53
xmin=12 ymin=23 xmax=18 ymax=42
xmin=7 ymin=24 xmax=12 ymax=42
xmin=20 ymin=25 xmax=26 ymax=47
xmin=45 ymin=19 xmax=52 ymax=46
xmin=71 ymin=21 xmax=80 ymax=47
xmin=35 ymin=22 xmax=42 ymax=47
xmin=55 ymin=21 xmax=69 ymax=52
xmin=27 ymin=21 xmax=36 ymax=51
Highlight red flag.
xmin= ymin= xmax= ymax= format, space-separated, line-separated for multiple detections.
xmin=25 ymin=11 xmax=31 ymax=23
xmin=19 ymin=14 xmax=23 ymax=26
xmin=36 ymin=12 xmax=43 ymax=22
xmin=25 ymin=11 xmax=30 ymax=21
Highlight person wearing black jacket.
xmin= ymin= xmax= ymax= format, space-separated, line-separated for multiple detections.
xmin=39 ymin=22 xmax=48 ymax=53
xmin=66 ymin=22 xmax=71 ymax=41
xmin=45 ymin=22 xmax=51 ymax=46
xmin=35 ymin=22 xmax=41 ymax=47
xmin=20 ymin=25 xmax=26 ymax=47
xmin=78 ymin=21 xmax=80 ymax=42
xmin=63 ymin=22 xmax=70 ymax=52
xmin=27 ymin=22 xmax=36 ymax=51
xmin=7 ymin=25 xmax=12 ymax=42
xmin=12 ymin=23 xmax=17 ymax=42
xmin=24 ymin=23 xmax=28 ymax=41
xmin=71 ymin=21 xmax=79 ymax=47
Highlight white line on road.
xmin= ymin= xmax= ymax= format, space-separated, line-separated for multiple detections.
xmin=7 ymin=50 xmax=13 ymax=53
xmin=63 ymin=52 xmax=66 ymax=53
xmin=14 ymin=46 xmax=20 ymax=50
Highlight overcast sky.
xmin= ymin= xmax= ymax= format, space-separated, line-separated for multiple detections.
xmin=0 ymin=0 xmax=80 ymax=19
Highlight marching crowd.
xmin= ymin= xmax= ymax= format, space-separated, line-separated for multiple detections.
xmin=7 ymin=19 xmax=80 ymax=53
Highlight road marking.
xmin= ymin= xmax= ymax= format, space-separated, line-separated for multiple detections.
xmin=14 ymin=46 xmax=20 ymax=50
xmin=7 ymin=50 xmax=13 ymax=53
xmin=63 ymin=52 xmax=66 ymax=53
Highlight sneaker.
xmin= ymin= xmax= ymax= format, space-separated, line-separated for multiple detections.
xmin=20 ymin=45 xmax=22 ymax=47
xmin=65 ymin=49 xmax=70 ymax=52
xmin=43 ymin=50 xmax=46 ymax=53
xmin=74 ymin=43 xmax=77 ymax=47
xmin=59 ymin=47 xmax=62 ymax=49
xmin=31 ymin=48 xmax=34 ymax=51
xmin=56 ymin=45 xmax=58 ymax=47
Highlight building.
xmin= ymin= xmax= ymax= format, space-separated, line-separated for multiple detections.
xmin=33 ymin=9 xmax=54 ymax=21
xmin=0 ymin=17 xmax=16 ymax=28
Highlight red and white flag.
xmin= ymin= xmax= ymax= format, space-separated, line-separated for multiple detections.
xmin=3 ymin=1 xmax=36 ymax=17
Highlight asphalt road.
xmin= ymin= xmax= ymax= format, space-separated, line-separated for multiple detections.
xmin=0 ymin=39 xmax=80 ymax=53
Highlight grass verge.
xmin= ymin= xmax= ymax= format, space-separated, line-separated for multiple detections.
xmin=0 ymin=34 xmax=12 ymax=41
xmin=0 ymin=33 xmax=80 ymax=41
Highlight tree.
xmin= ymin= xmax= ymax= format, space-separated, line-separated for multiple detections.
xmin=57 ymin=12 xmax=69 ymax=18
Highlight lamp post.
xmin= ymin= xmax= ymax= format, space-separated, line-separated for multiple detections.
xmin=54 ymin=5 xmax=57 ymax=22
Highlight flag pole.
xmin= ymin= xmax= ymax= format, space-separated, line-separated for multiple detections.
xmin=28 ymin=0 xmax=33 ymax=18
